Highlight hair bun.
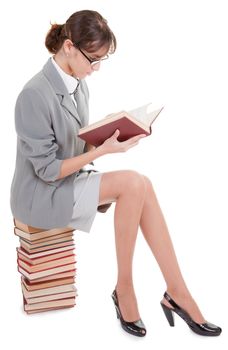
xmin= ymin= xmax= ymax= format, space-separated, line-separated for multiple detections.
xmin=45 ymin=23 xmax=65 ymax=54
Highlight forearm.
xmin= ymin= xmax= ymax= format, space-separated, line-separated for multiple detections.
xmin=56 ymin=146 xmax=105 ymax=180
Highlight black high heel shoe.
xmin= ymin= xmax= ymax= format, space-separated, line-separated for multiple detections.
xmin=111 ymin=289 xmax=146 ymax=337
xmin=160 ymin=291 xmax=222 ymax=336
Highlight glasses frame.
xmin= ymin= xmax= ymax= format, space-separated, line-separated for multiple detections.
xmin=73 ymin=43 xmax=109 ymax=67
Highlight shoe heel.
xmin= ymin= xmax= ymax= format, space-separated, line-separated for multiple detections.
xmin=115 ymin=306 xmax=120 ymax=319
xmin=161 ymin=303 xmax=175 ymax=326
xmin=160 ymin=291 xmax=222 ymax=336
xmin=111 ymin=293 xmax=120 ymax=319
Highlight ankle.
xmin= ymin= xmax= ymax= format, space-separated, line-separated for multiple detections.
xmin=166 ymin=286 xmax=191 ymax=300
xmin=115 ymin=282 xmax=135 ymax=296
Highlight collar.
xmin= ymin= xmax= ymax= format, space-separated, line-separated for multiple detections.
xmin=51 ymin=56 xmax=79 ymax=95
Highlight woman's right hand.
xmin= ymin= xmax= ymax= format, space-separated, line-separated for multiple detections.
xmin=98 ymin=129 xmax=147 ymax=155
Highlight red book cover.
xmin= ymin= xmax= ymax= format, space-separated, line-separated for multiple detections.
xmin=78 ymin=116 xmax=150 ymax=147
xmin=78 ymin=105 xmax=163 ymax=147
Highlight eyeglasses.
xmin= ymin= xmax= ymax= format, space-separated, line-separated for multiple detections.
xmin=73 ymin=44 xmax=109 ymax=67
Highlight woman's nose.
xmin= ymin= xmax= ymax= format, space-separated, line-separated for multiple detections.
xmin=92 ymin=61 xmax=101 ymax=71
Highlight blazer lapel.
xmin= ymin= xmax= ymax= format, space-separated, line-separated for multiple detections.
xmin=42 ymin=58 xmax=82 ymax=126
xmin=59 ymin=94 xmax=82 ymax=126
xmin=74 ymin=86 xmax=88 ymax=128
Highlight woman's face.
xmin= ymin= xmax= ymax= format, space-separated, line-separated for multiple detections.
xmin=64 ymin=40 xmax=109 ymax=79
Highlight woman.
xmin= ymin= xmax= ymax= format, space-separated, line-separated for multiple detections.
xmin=10 ymin=10 xmax=222 ymax=337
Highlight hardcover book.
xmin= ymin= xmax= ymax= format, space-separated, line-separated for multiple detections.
xmin=19 ymin=239 xmax=75 ymax=254
xmin=22 ymin=282 xmax=77 ymax=304
xmin=17 ymin=247 xmax=75 ymax=265
xmin=21 ymin=279 xmax=76 ymax=297
xmin=14 ymin=226 xmax=73 ymax=241
xmin=18 ymin=255 xmax=76 ymax=273
xmin=78 ymin=103 xmax=164 ymax=147
xmin=22 ymin=270 xmax=76 ymax=283
xmin=17 ymin=245 xmax=75 ymax=259
xmin=22 ymin=276 xmax=75 ymax=291
xmin=14 ymin=218 xmax=73 ymax=233
xmin=23 ymin=296 xmax=76 ymax=312
xmin=18 ymin=262 xmax=76 ymax=280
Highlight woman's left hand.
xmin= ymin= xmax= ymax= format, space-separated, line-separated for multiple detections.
xmin=86 ymin=142 xmax=96 ymax=152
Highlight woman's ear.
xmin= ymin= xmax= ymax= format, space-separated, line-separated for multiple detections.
xmin=63 ymin=39 xmax=74 ymax=57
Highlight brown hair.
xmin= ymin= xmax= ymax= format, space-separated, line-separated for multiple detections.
xmin=45 ymin=10 xmax=117 ymax=55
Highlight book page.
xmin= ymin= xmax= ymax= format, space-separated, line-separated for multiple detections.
xmin=128 ymin=103 xmax=163 ymax=127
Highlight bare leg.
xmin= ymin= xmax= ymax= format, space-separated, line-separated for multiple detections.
xmin=98 ymin=170 xmax=205 ymax=324
xmin=98 ymin=170 xmax=146 ymax=322
xmin=139 ymin=175 xmax=205 ymax=323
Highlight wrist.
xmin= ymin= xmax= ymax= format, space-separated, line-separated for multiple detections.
xmin=95 ymin=145 xmax=106 ymax=157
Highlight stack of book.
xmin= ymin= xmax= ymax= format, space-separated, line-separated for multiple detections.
xmin=13 ymin=218 xmax=77 ymax=314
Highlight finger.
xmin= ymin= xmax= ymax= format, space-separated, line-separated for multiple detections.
xmin=130 ymin=134 xmax=146 ymax=141
xmin=137 ymin=133 xmax=147 ymax=139
xmin=115 ymin=129 xmax=120 ymax=134
xmin=112 ymin=129 xmax=120 ymax=138
xmin=124 ymin=134 xmax=146 ymax=145
xmin=125 ymin=141 xmax=139 ymax=150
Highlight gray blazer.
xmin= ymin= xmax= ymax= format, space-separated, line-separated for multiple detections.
xmin=10 ymin=58 xmax=91 ymax=229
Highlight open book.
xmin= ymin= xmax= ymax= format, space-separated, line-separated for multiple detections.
xmin=78 ymin=103 xmax=164 ymax=147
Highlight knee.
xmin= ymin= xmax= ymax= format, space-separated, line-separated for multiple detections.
xmin=142 ymin=175 xmax=153 ymax=192
xmin=123 ymin=170 xmax=146 ymax=198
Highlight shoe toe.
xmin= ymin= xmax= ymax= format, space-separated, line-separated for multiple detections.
xmin=123 ymin=319 xmax=147 ymax=337
xmin=201 ymin=322 xmax=222 ymax=335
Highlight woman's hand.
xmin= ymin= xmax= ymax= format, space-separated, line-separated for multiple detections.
xmin=86 ymin=142 xmax=96 ymax=152
xmin=98 ymin=129 xmax=147 ymax=155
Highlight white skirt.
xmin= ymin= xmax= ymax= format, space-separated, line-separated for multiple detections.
xmin=68 ymin=169 xmax=103 ymax=233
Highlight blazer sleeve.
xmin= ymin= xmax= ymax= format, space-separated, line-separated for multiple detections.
xmin=15 ymin=87 xmax=63 ymax=182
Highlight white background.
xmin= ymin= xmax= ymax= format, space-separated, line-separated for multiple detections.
xmin=0 ymin=0 xmax=227 ymax=349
